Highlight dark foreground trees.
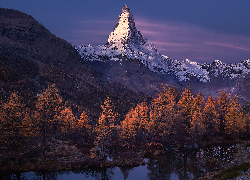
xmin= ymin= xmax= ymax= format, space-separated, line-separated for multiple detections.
xmin=91 ymin=96 xmax=118 ymax=159
xmin=0 ymin=91 xmax=32 ymax=162
xmin=1 ymin=83 xmax=250 ymax=167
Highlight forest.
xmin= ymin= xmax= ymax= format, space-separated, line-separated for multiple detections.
xmin=0 ymin=83 xmax=250 ymax=171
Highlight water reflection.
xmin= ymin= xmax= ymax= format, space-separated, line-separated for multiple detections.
xmin=0 ymin=144 xmax=236 ymax=180
xmin=147 ymin=148 xmax=198 ymax=180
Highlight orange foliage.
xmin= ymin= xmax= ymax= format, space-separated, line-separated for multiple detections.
xmin=203 ymin=95 xmax=219 ymax=135
xmin=190 ymin=92 xmax=205 ymax=137
xmin=120 ymin=101 xmax=149 ymax=142
xmin=76 ymin=111 xmax=91 ymax=135
xmin=57 ymin=107 xmax=76 ymax=132
xmin=225 ymin=95 xmax=246 ymax=135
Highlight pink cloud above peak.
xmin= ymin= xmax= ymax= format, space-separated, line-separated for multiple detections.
xmin=66 ymin=17 xmax=250 ymax=64
xmin=135 ymin=18 xmax=250 ymax=63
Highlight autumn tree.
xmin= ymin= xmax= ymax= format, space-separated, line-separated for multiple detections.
xmin=92 ymin=96 xmax=117 ymax=159
xmin=20 ymin=107 xmax=34 ymax=137
xmin=56 ymin=106 xmax=76 ymax=133
xmin=203 ymin=95 xmax=219 ymax=135
xmin=225 ymin=95 xmax=245 ymax=135
xmin=120 ymin=101 xmax=150 ymax=144
xmin=76 ymin=110 xmax=91 ymax=140
xmin=149 ymin=85 xmax=178 ymax=141
xmin=190 ymin=92 xmax=205 ymax=138
xmin=217 ymin=90 xmax=231 ymax=134
xmin=34 ymin=84 xmax=64 ymax=160
xmin=176 ymin=85 xmax=194 ymax=137
xmin=0 ymin=91 xmax=31 ymax=158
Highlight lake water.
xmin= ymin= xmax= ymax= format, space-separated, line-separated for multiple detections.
xmin=1 ymin=144 xmax=236 ymax=180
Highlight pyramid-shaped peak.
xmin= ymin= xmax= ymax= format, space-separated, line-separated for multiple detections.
xmin=107 ymin=5 xmax=145 ymax=47
xmin=122 ymin=4 xmax=130 ymax=13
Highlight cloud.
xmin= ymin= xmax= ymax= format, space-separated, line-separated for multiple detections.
xmin=205 ymin=42 xmax=250 ymax=51
xmin=134 ymin=18 xmax=250 ymax=63
xmin=64 ymin=16 xmax=250 ymax=63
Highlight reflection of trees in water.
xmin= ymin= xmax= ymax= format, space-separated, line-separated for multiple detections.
xmin=73 ymin=167 xmax=115 ymax=180
xmin=147 ymin=157 xmax=171 ymax=180
xmin=146 ymin=148 xmax=203 ymax=180
xmin=35 ymin=171 xmax=59 ymax=180
xmin=173 ymin=149 xmax=199 ymax=180
xmin=1 ymin=145 xmax=236 ymax=180
xmin=146 ymin=145 xmax=236 ymax=180
xmin=0 ymin=168 xmax=114 ymax=180
xmin=0 ymin=172 xmax=24 ymax=180
xmin=119 ymin=166 xmax=134 ymax=179
xmin=0 ymin=171 xmax=59 ymax=180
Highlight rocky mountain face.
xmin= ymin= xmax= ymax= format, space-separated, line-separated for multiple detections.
xmin=78 ymin=5 xmax=250 ymax=103
xmin=1 ymin=5 xmax=249 ymax=108
xmin=0 ymin=7 xmax=148 ymax=119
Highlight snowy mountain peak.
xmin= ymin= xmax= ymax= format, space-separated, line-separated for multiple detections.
xmin=122 ymin=4 xmax=129 ymax=13
xmin=77 ymin=6 xmax=250 ymax=83
xmin=108 ymin=4 xmax=145 ymax=47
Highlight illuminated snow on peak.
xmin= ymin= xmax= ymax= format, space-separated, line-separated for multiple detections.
xmin=77 ymin=5 xmax=250 ymax=83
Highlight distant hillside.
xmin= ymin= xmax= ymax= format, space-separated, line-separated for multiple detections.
xmin=0 ymin=7 xmax=148 ymax=120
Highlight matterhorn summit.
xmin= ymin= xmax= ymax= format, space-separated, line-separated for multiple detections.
xmin=77 ymin=5 xmax=250 ymax=83
xmin=78 ymin=4 xmax=169 ymax=72
xmin=107 ymin=4 xmax=145 ymax=47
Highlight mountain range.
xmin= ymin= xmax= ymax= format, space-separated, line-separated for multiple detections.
xmin=77 ymin=5 xmax=250 ymax=103
xmin=0 ymin=4 xmax=250 ymax=110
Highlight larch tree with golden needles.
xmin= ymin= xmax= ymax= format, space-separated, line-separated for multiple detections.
xmin=190 ymin=92 xmax=205 ymax=138
xmin=93 ymin=96 xmax=117 ymax=159
xmin=225 ymin=95 xmax=245 ymax=135
xmin=120 ymin=101 xmax=149 ymax=144
xmin=21 ymin=107 xmax=33 ymax=137
xmin=57 ymin=106 xmax=76 ymax=133
xmin=203 ymin=95 xmax=219 ymax=135
xmin=34 ymin=84 xmax=63 ymax=160
xmin=177 ymin=85 xmax=194 ymax=137
xmin=0 ymin=91 xmax=31 ymax=157
xmin=149 ymin=85 xmax=178 ymax=141
xmin=76 ymin=111 xmax=91 ymax=140
xmin=217 ymin=90 xmax=231 ymax=134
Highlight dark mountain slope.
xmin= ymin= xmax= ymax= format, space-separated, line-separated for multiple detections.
xmin=88 ymin=59 xmax=181 ymax=97
xmin=0 ymin=7 xmax=148 ymax=119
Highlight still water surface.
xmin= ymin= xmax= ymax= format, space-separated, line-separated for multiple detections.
xmin=2 ymin=144 xmax=236 ymax=180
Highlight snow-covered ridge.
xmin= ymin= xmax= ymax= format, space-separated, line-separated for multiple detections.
xmin=77 ymin=5 xmax=250 ymax=82
xmin=204 ymin=59 xmax=250 ymax=79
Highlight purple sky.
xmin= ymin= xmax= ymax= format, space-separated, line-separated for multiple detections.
xmin=1 ymin=0 xmax=250 ymax=63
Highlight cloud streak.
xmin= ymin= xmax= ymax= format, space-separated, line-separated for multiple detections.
xmin=205 ymin=42 xmax=250 ymax=51
xmin=135 ymin=18 xmax=250 ymax=63
xmin=64 ymin=17 xmax=250 ymax=64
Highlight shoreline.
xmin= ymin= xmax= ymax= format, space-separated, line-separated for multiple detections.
xmin=198 ymin=142 xmax=250 ymax=180
xmin=1 ymin=140 xmax=249 ymax=179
